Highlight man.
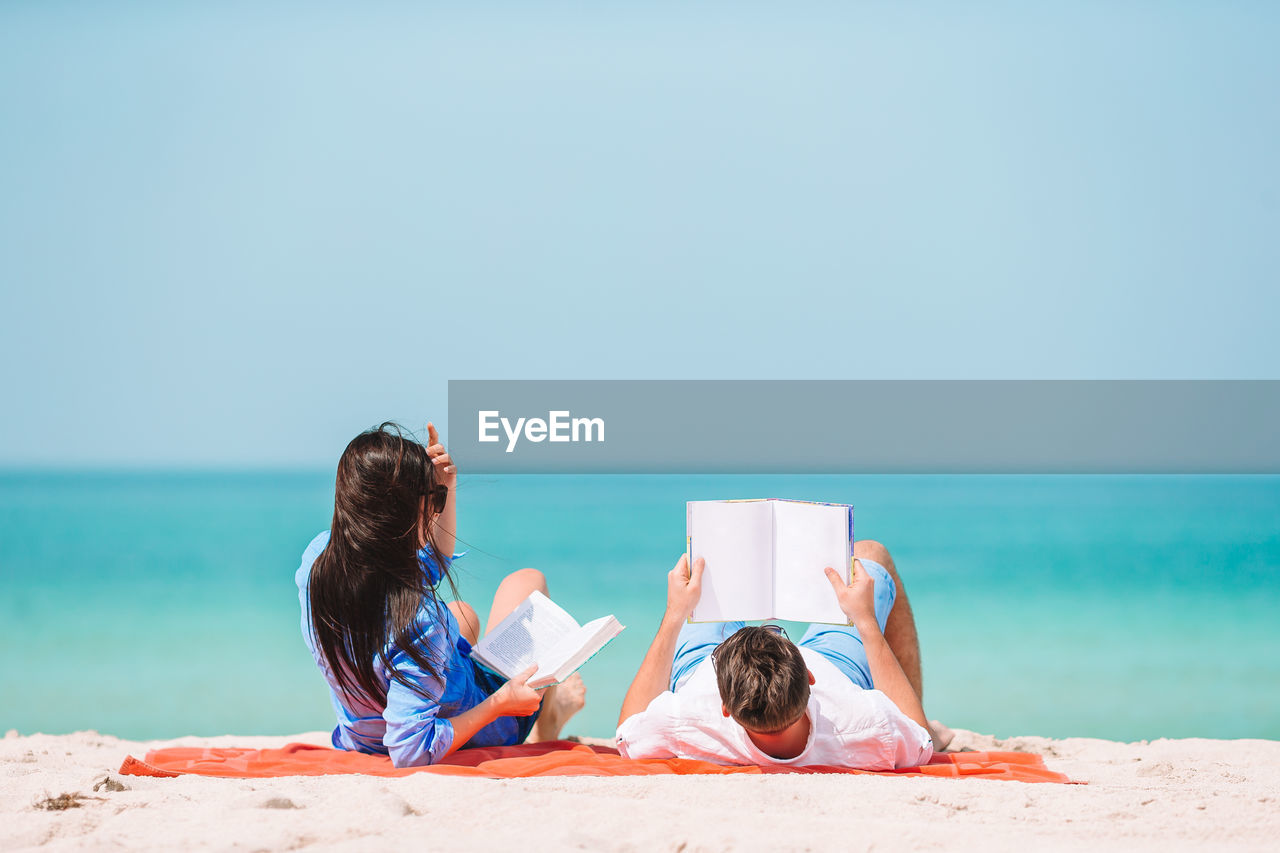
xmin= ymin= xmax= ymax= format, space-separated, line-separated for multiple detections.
xmin=616 ymin=540 xmax=945 ymax=769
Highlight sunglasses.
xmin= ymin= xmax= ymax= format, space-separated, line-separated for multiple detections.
xmin=711 ymin=622 xmax=792 ymax=665
xmin=428 ymin=484 xmax=449 ymax=514
xmin=760 ymin=623 xmax=790 ymax=640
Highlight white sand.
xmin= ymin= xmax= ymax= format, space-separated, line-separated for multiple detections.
xmin=3 ymin=727 xmax=1277 ymax=852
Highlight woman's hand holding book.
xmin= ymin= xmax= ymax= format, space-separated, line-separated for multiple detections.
xmin=489 ymin=665 xmax=543 ymax=717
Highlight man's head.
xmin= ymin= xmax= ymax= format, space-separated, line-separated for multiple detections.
xmin=713 ymin=626 xmax=812 ymax=733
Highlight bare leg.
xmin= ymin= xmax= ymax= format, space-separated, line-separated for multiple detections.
xmin=483 ymin=568 xmax=587 ymax=742
xmin=854 ymin=540 xmax=953 ymax=751
xmin=484 ymin=568 xmax=549 ymax=634
xmin=855 ymin=539 xmax=922 ymax=698
xmin=447 ymin=601 xmax=481 ymax=645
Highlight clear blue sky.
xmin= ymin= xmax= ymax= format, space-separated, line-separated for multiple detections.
xmin=1 ymin=1 xmax=1277 ymax=466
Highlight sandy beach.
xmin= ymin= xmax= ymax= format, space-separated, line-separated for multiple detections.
xmin=3 ymin=727 xmax=1276 ymax=852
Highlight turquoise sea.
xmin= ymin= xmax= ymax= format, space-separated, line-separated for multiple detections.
xmin=2 ymin=473 xmax=1278 ymax=743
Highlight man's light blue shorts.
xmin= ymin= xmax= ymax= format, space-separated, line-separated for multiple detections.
xmin=670 ymin=558 xmax=897 ymax=692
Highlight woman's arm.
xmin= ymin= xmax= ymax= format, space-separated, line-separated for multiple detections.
xmin=425 ymin=422 xmax=457 ymax=559
xmin=385 ymin=663 xmax=542 ymax=767
xmin=439 ymin=665 xmax=541 ymax=757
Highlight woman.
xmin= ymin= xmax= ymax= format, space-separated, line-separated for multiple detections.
xmin=295 ymin=422 xmax=585 ymax=767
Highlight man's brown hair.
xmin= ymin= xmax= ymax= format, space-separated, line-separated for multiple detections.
xmin=713 ymin=626 xmax=809 ymax=733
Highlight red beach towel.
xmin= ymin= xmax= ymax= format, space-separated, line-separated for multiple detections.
xmin=119 ymin=740 xmax=1073 ymax=783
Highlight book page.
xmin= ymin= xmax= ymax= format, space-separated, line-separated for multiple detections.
xmin=533 ymin=619 xmax=602 ymax=682
xmin=773 ymin=501 xmax=852 ymax=624
xmin=472 ymin=590 xmax=580 ymax=678
xmin=687 ymin=500 xmax=775 ymax=621
xmin=536 ymin=615 xmax=624 ymax=687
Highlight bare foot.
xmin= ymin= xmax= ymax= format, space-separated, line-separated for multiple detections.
xmin=929 ymin=719 xmax=956 ymax=752
xmin=527 ymin=673 xmax=587 ymax=742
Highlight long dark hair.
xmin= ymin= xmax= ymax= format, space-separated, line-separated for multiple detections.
xmin=308 ymin=422 xmax=454 ymax=707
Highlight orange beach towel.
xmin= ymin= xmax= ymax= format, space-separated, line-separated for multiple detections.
xmin=120 ymin=740 xmax=1073 ymax=783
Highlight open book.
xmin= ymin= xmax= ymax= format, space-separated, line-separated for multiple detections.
xmin=471 ymin=591 xmax=624 ymax=690
xmin=687 ymin=499 xmax=853 ymax=625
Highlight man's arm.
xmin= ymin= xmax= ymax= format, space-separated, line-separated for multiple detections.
xmin=824 ymin=561 xmax=929 ymax=732
xmin=852 ymin=621 xmax=929 ymax=732
xmin=617 ymin=554 xmax=704 ymax=727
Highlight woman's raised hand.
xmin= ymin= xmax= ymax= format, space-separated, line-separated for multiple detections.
xmin=426 ymin=422 xmax=457 ymax=489
xmin=491 ymin=665 xmax=543 ymax=717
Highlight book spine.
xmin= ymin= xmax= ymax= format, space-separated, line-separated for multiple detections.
xmin=770 ymin=499 xmax=777 ymax=621
xmin=848 ymin=506 xmax=856 ymax=626
xmin=685 ymin=500 xmax=693 ymax=624
xmin=685 ymin=534 xmax=693 ymax=624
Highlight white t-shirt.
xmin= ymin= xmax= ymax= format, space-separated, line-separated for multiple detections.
xmin=616 ymin=647 xmax=934 ymax=769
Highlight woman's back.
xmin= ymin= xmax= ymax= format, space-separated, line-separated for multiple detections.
xmin=297 ymin=422 xmax=584 ymax=767
xmin=297 ymin=529 xmax=525 ymax=762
